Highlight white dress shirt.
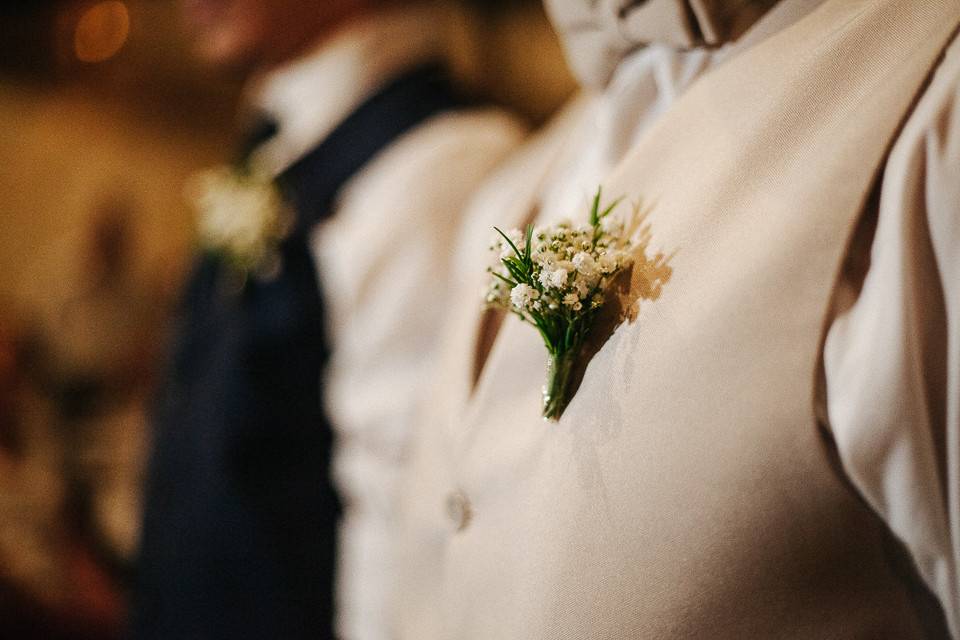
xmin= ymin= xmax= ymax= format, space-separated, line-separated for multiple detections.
xmin=247 ymin=9 xmax=526 ymax=639
xmin=461 ymin=0 xmax=958 ymax=631
xmin=822 ymin=39 xmax=960 ymax=632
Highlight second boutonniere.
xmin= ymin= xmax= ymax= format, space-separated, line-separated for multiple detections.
xmin=188 ymin=166 xmax=293 ymax=282
xmin=484 ymin=188 xmax=635 ymax=421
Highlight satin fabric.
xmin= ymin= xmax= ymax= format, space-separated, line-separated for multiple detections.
xmin=543 ymin=0 xmax=778 ymax=87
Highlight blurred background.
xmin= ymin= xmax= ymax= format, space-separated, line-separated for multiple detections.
xmin=0 ymin=1 xmax=574 ymax=637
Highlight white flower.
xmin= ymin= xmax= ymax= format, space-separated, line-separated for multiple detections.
xmin=533 ymin=248 xmax=558 ymax=267
xmin=598 ymin=253 xmax=619 ymax=274
xmin=562 ymin=292 xmax=580 ymax=307
xmin=189 ymin=166 xmax=289 ymax=271
xmin=612 ymin=249 xmax=634 ymax=269
xmin=510 ymin=283 xmax=539 ymax=310
xmin=539 ymin=267 xmax=569 ymax=290
xmin=600 ymin=214 xmax=624 ymax=235
xmin=572 ymin=252 xmax=598 ymax=277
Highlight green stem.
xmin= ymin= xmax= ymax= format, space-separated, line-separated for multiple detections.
xmin=542 ymin=349 xmax=577 ymax=422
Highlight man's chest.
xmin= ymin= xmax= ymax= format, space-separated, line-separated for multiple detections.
xmin=399 ymin=1 xmax=960 ymax=636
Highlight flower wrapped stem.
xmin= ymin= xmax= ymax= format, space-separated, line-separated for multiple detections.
xmin=484 ymin=188 xmax=633 ymax=421
xmin=543 ymin=349 xmax=578 ymax=421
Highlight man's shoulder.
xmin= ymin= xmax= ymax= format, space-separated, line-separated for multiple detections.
xmin=385 ymin=106 xmax=528 ymax=175
xmin=337 ymin=106 xmax=528 ymax=222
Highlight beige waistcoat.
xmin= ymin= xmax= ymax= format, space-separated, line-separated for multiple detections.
xmin=397 ymin=0 xmax=960 ymax=637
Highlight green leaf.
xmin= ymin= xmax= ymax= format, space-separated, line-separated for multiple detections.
xmin=524 ymin=224 xmax=534 ymax=265
xmin=531 ymin=315 xmax=556 ymax=353
xmin=589 ymin=187 xmax=602 ymax=226
xmin=492 ymin=271 xmax=517 ymax=287
xmin=599 ymin=196 xmax=624 ymax=220
xmin=502 ymin=259 xmax=529 ymax=284
xmin=494 ymin=226 xmax=523 ymax=261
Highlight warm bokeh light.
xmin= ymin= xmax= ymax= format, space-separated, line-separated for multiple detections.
xmin=74 ymin=1 xmax=130 ymax=63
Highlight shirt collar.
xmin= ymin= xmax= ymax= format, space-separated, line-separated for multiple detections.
xmin=245 ymin=6 xmax=443 ymax=176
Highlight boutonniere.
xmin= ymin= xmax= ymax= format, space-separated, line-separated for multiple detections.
xmin=187 ymin=166 xmax=293 ymax=282
xmin=484 ymin=189 xmax=637 ymax=421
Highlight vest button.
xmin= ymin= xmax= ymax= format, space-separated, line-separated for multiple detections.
xmin=445 ymin=490 xmax=471 ymax=533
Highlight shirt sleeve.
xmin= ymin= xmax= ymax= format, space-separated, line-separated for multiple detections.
xmin=822 ymin=34 xmax=960 ymax=636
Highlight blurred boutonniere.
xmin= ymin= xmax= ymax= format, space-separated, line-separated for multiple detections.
xmin=484 ymin=188 xmax=639 ymax=421
xmin=187 ymin=166 xmax=293 ymax=283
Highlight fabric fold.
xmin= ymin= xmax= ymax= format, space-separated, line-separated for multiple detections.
xmin=545 ymin=0 xmax=778 ymax=87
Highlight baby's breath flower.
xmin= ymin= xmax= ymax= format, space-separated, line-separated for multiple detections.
xmin=189 ymin=166 xmax=291 ymax=276
xmin=572 ymin=252 xmax=598 ymax=277
xmin=540 ymin=267 xmax=569 ymax=289
xmin=598 ymin=253 xmax=618 ymax=274
xmin=483 ymin=188 xmax=635 ymax=421
xmin=510 ymin=283 xmax=539 ymax=310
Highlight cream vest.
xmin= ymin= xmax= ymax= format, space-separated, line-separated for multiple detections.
xmin=397 ymin=0 xmax=960 ymax=637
